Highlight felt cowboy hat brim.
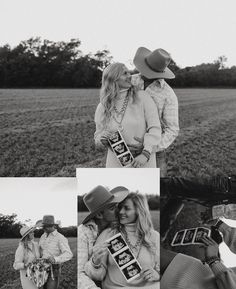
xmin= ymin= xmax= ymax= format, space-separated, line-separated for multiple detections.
xmin=133 ymin=47 xmax=175 ymax=79
xmin=81 ymin=187 xmax=129 ymax=225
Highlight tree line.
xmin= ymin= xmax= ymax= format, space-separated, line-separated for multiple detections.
xmin=0 ymin=37 xmax=236 ymax=88
xmin=0 ymin=213 xmax=77 ymax=238
xmin=78 ymin=193 xmax=160 ymax=212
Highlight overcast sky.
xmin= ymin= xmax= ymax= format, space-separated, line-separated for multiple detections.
xmin=0 ymin=178 xmax=77 ymax=226
xmin=77 ymin=168 xmax=159 ymax=196
xmin=1 ymin=0 xmax=236 ymax=68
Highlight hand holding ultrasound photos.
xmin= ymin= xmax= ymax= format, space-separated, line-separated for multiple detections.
xmin=200 ymin=235 xmax=220 ymax=261
xmin=171 ymin=227 xmax=211 ymax=246
xmin=108 ymin=131 xmax=134 ymax=167
xmin=106 ymin=233 xmax=142 ymax=282
xmin=141 ymin=267 xmax=160 ymax=282
xmin=100 ymin=131 xmax=114 ymax=148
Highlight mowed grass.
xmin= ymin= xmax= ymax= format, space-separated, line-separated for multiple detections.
xmin=0 ymin=88 xmax=236 ymax=176
xmin=0 ymin=237 xmax=77 ymax=289
xmin=78 ymin=210 xmax=160 ymax=232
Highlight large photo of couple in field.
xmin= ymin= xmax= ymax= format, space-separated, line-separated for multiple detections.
xmin=0 ymin=0 xmax=236 ymax=178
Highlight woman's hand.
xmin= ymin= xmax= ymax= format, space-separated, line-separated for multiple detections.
xmin=132 ymin=153 xmax=148 ymax=168
xmin=92 ymin=243 xmax=109 ymax=266
xmin=100 ymin=131 xmax=114 ymax=147
xmin=141 ymin=267 xmax=160 ymax=282
xmin=200 ymin=235 xmax=219 ymax=260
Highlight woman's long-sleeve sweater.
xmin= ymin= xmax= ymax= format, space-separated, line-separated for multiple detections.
xmin=94 ymin=90 xmax=161 ymax=167
xmin=85 ymin=225 xmax=160 ymax=289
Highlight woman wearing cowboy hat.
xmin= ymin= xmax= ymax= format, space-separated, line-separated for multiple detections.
xmin=13 ymin=225 xmax=41 ymax=289
xmin=84 ymin=192 xmax=160 ymax=289
xmin=78 ymin=185 xmax=129 ymax=289
xmin=94 ymin=62 xmax=161 ymax=168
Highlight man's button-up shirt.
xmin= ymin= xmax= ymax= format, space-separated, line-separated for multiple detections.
xmin=132 ymin=73 xmax=179 ymax=151
xmin=39 ymin=229 xmax=73 ymax=264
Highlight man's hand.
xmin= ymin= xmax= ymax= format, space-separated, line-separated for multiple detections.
xmin=47 ymin=256 xmax=56 ymax=264
xmin=200 ymin=236 xmax=219 ymax=260
xmin=132 ymin=154 xmax=148 ymax=168
xmin=92 ymin=243 xmax=109 ymax=265
xmin=127 ymin=136 xmax=144 ymax=156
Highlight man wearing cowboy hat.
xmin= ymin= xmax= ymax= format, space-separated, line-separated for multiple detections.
xmin=78 ymin=185 xmax=129 ymax=289
xmin=39 ymin=215 xmax=73 ymax=289
xmin=131 ymin=47 xmax=179 ymax=176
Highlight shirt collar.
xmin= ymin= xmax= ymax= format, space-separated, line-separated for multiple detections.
xmin=44 ymin=229 xmax=57 ymax=237
xmin=138 ymin=73 xmax=165 ymax=89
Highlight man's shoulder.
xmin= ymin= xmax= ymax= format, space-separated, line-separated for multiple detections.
xmin=78 ymin=222 xmax=98 ymax=237
xmin=162 ymin=80 xmax=177 ymax=95
xmin=56 ymin=230 xmax=68 ymax=240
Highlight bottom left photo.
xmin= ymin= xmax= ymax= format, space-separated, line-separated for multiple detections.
xmin=0 ymin=178 xmax=77 ymax=289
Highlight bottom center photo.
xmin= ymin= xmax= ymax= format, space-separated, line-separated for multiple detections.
xmin=77 ymin=168 xmax=160 ymax=289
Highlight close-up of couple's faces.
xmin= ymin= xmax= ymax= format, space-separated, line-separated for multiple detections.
xmin=101 ymin=198 xmax=137 ymax=224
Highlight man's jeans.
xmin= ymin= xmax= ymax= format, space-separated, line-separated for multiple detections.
xmin=44 ymin=265 xmax=61 ymax=289
xmin=156 ymin=150 xmax=167 ymax=177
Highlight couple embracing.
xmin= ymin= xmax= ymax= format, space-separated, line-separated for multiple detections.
xmin=13 ymin=215 xmax=73 ymax=289
xmin=94 ymin=47 xmax=179 ymax=175
xmin=78 ymin=185 xmax=160 ymax=289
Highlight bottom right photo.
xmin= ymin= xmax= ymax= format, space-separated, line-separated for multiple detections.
xmin=160 ymin=176 xmax=236 ymax=289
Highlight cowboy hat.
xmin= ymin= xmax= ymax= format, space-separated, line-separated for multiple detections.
xmin=20 ymin=225 xmax=35 ymax=241
xmin=41 ymin=215 xmax=57 ymax=226
xmin=81 ymin=185 xmax=129 ymax=224
xmin=133 ymin=47 xmax=175 ymax=79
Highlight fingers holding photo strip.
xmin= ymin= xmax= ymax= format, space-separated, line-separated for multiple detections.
xmin=141 ymin=267 xmax=160 ymax=282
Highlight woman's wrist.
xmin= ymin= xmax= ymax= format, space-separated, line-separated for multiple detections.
xmin=206 ymin=256 xmax=221 ymax=266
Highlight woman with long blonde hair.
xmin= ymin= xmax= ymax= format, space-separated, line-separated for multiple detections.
xmin=84 ymin=192 xmax=160 ymax=289
xmin=13 ymin=226 xmax=41 ymax=289
xmin=94 ymin=62 xmax=161 ymax=168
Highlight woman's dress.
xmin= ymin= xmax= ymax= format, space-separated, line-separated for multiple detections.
xmin=13 ymin=241 xmax=41 ymax=289
xmin=94 ymin=90 xmax=161 ymax=168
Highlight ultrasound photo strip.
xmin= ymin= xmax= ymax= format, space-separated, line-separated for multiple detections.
xmin=108 ymin=130 xmax=134 ymax=167
xmin=171 ymin=227 xmax=211 ymax=247
xmin=106 ymin=233 xmax=142 ymax=282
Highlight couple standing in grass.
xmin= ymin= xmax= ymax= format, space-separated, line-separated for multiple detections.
xmin=13 ymin=215 xmax=73 ymax=289
xmin=94 ymin=47 xmax=179 ymax=175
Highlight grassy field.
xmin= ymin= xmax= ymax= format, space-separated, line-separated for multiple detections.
xmin=0 ymin=88 xmax=235 ymax=176
xmin=0 ymin=237 xmax=77 ymax=289
xmin=78 ymin=210 xmax=160 ymax=232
